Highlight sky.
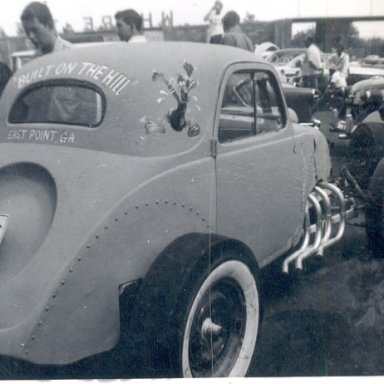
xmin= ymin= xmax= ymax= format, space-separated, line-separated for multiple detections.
xmin=3 ymin=0 xmax=384 ymax=37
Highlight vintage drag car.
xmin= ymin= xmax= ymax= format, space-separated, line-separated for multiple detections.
xmin=347 ymin=76 xmax=384 ymax=122
xmin=343 ymin=102 xmax=384 ymax=257
xmin=0 ymin=42 xmax=346 ymax=377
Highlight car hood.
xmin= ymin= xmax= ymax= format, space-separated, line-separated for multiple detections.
xmin=350 ymin=77 xmax=384 ymax=94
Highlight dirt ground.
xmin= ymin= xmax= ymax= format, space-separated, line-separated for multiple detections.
xmin=250 ymin=223 xmax=384 ymax=377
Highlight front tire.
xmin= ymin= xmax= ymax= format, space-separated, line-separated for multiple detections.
xmin=366 ymin=159 xmax=384 ymax=258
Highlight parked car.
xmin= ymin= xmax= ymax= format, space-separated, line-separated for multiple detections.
xmin=266 ymin=48 xmax=331 ymax=88
xmin=265 ymin=48 xmax=306 ymax=83
xmin=348 ymin=56 xmax=384 ymax=85
xmin=347 ymin=76 xmax=384 ymax=121
xmin=254 ymin=42 xmax=279 ymax=60
xmin=10 ymin=49 xmax=36 ymax=72
xmin=331 ymin=95 xmax=384 ymax=258
xmin=0 ymin=42 xmax=346 ymax=377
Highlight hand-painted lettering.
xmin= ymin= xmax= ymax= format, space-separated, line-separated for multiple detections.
xmin=7 ymin=129 xmax=29 ymax=140
xmin=59 ymin=131 xmax=76 ymax=144
xmin=55 ymin=63 xmax=68 ymax=75
xmin=102 ymin=69 xmax=120 ymax=86
xmin=16 ymin=61 xmax=135 ymax=96
xmin=93 ymin=65 xmax=108 ymax=81
xmin=7 ymin=128 xmax=77 ymax=145
xmin=85 ymin=64 xmax=101 ymax=77
xmin=78 ymin=62 xmax=93 ymax=75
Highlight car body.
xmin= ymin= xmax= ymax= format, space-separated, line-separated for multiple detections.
xmin=347 ymin=76 xmax=384 ymax=122
xmin=348 ymin=57 xmax=384 ymax=85
xmin=266 ymin=48 xmax=331 ymax=86
xmin=265 ymin=48 xmax=306 ymax=83
xmin=334 ymin=100 xmax=384 ymax=258
xmin=0 ymin=42 xmax=341 ymax=377
xmin=254 ymin=42 xmax=280 ymax=60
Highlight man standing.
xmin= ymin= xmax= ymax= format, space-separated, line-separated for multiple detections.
xmin=328 ymin=37 xmax=350 ymax=119
xmin=204 ymin=1 xmax=223 ymax=44
xmin=115 ymin=9 xmax=146 ymax=43
xmin=21 ymin=1 xmax=72 ymax=56
xmin=221 ymin=11 xmax=254 ymax=52
xmin=21 ymin=2 xmax=75 ymax=123
xmin=301 ymin=35 xmax=322 ymax=90
xmin=328 ymin=38 xmax=349 ymax=89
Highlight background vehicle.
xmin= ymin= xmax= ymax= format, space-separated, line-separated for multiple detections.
xmin=0 ymin=42 xmax=346 ymax=378
xmin=348 ymin=57 xmax=384 ymax=85
xmin=341 ymin=101 xmax=384 ymax=255
xmin=11 ymin=49 xmax=36 ymax=72
xmin=348 ymin=76 xmax=384 ymax=121
xmin=266 ymin=48 xmax=331 ymax=90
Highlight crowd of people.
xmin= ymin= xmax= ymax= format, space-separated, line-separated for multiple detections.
xmin=0 ymin=0 xmax=352 ymax=123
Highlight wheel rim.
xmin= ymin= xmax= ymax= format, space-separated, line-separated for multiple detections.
xmin=182 ymin=260 xmax=259 ymax=377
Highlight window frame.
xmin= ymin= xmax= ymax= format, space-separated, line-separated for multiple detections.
xmin=216 ymin=64 xmax=287 ymax=145
xmin=8 ymin=79 xmax=107 ymax=128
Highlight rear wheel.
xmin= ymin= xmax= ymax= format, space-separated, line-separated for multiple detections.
xmin=129 ymin=242 xmax=261 ymax=377
xmin=182 ymin=259 xmax=259 ymax=377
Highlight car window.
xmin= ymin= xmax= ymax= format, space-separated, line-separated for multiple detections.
xmin=9 ymin=82 xmax=104 ymax=127
xmin=219 ymin=70 xmax=285 ymax=143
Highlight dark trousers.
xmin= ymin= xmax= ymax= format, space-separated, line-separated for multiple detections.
xmin=302 ymin=74 xmax=320 ymax=91
xmin=209 ymin=34 xmax=223 ymax=45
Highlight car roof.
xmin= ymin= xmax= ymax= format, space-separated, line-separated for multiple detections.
xmin=3 ymin=42 xmax=269 ymax=156
xmin=15 ymin=42 xmax=260 ymax=79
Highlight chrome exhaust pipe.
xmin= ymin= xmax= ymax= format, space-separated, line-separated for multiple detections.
xmin=314 ymin=185 xmax=332 ymax=257
xmin=318 ymin=182 xmax=346 ymax=248
xmin=282 ymin=182 xmax=347 ymax=274
xmin=295 ymin=194 xmax=323 ymax=270
xmin=282 ymin=206 xmax=310 ymax=274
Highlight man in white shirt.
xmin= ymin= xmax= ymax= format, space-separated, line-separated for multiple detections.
xmin=115 ymin=9 xmax=147 ymax=43
xmin=328 ymin=41 xmax=349 ymax=89
xmin=328 ymin=38 xmax=350 ymax=119
xmin=21 ymin=1 xmax=72 ymax=56
xmin=204 ymin=1 xmax=224 ymax=44
xmin=301 ymin=35 xmax=322 ymax=91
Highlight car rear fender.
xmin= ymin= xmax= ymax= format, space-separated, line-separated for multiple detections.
xmin=20 ymin=157 xmax=215 ymax=365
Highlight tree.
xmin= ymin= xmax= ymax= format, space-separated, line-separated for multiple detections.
xmin=244 ymin=12 xmax=256 ymax=23
xmin=291 ymin=27 xmax=315 ymax=48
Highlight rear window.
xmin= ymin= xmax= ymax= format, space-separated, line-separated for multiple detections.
xmin=9 ymin=81 xmax=104 ymax=127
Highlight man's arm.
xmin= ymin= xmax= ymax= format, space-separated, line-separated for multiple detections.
xmin=204 ymin=6 xmax=215 ymax=21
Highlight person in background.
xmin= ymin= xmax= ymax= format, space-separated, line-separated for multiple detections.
xmin=115 ymin=9 xmax=146 ymax=43
xmin=0 ymin=60 xmax=12 ymax=98
xmin=328 ymin=37 xmax=350 ymax=119
xmin=21 ymin=1 xmax=72 ymax=56
xmin=328 ymin=37 xmax=349 ymax=90
xmin=204 ymin=1 xmax=223 ymax=44
xmin=221 ymin=11 xmax=254 ymax=52
xmin=301 ymin=35 xmax=322 ymax=91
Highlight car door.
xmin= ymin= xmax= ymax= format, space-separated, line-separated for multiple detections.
xmin=215 ymin=65 xmax=305 ymax=266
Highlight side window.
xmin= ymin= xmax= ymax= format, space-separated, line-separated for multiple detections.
xmin=219 ymin=72 xmax=255 ymax=143
xmin=218 ymin=70 xmax=285 ymax=143
xmin=254 ymin=71 xmax=284 ymax=134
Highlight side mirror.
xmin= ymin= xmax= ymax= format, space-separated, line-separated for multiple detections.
xmin=312 ymin=118 xmax=321 ymax=128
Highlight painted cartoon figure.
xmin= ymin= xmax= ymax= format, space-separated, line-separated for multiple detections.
xmin=142 ymin=61 xmax=200 ymax=137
